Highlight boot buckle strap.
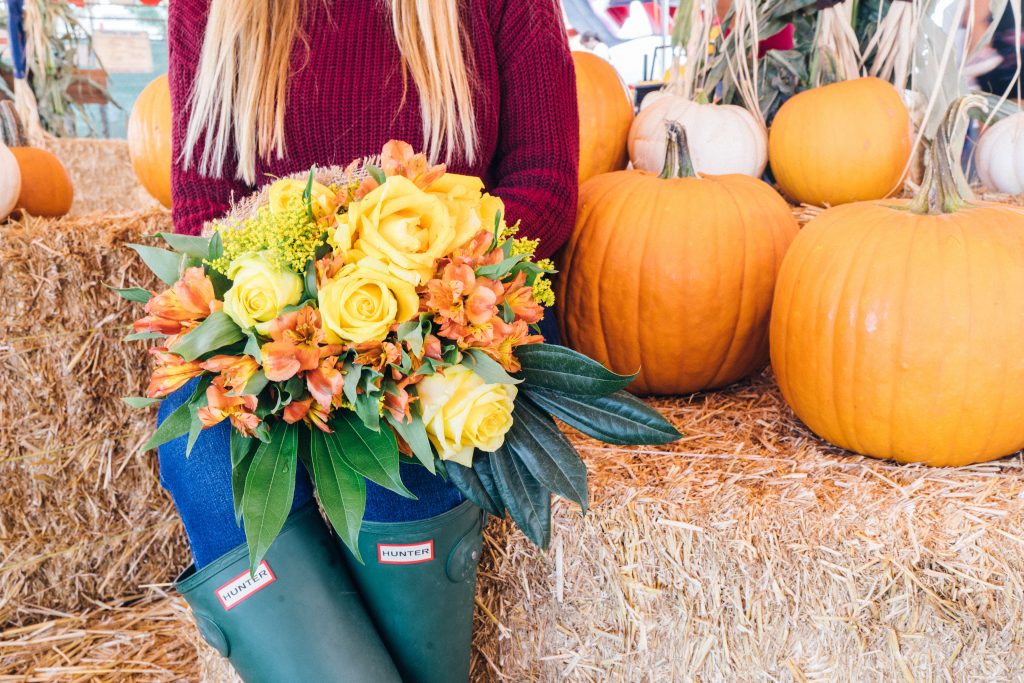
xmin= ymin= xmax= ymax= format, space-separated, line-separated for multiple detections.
xmin=444 ymin=511 xmax=486 ymax=583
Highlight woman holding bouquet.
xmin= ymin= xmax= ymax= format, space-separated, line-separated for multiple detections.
xmin=161 ymin=0 xmax=578 ymax=681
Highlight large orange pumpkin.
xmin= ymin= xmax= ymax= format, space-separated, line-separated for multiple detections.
xmin=770 ymin=97 xmax=1024 ymax=466
xmin=559 ymin=123 xmax=799 ymax=395
xmin=128 ymin=74 xmax=173 ymax=208
xmin=573 ymin=51 xmax=634 ymax=185
xmin=768 ymin=77 xmax=912 ymax=207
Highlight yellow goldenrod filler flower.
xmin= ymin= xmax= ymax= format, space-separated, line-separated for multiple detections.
xmin=499 ymin=221 xmax=520 ymax=242
xmin=211 ymin=200 xmax=326 ymax=274
xmin=510 ymin=237 xmax=540 ymax=257
xmin=531 ymin=274 xmax=555 ymax=307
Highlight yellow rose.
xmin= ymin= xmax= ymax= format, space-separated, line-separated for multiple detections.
xmin=428 ymin=173 xmax=507 ymax=249
xmin=223 ymin=253 xmax=304 ymax=331
xmin=268 ymin=178 xmax=336 ymax=219
xmin=318 ymin=259 xmax=419 ymax=343
xmin=342 ymin=175 xmax=456 ymax=284
xmin=416 ymin=365 xmax=518 ymax=467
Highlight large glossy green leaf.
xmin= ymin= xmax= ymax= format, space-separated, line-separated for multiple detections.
xmin=515 ymin=344 xmax=635 ymax=396
xmin=446 ymin=460 xmax=502 ymax=516
xmin=171 ymin=310 xmax=245 ymax=361
xmin=488 ymin=448 xmax=551 ymax=549
xmin=231 ymin=429 xmax=257 ymax=525
xmin=463 ymin=349 xmax=522 ymax=385
xmin=310 ymin=429 xmax=366 ymax=562
xmin=141 ymin=376 xmax=210 ymax=452
xmin=473 ymin=454 xmax=504 ymax=514
xmin=326 ymin=412 xmax=414 ymax=498
xmin=159 ymin=232 xmax=212 ymax=260
xmin=506 ymin=401 xmax=588 ymax=512
xmin=523 ymin=386 xmax=681 ymax=446
xmin=386 ymin=412 xmax=435 ymax=474
xmin=128 ymin=244 xmax=185 ymax=285
xmin=242 ymin=421 xmax=299 ymax=572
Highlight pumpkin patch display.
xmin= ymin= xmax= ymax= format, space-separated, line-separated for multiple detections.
xmin=629 ymin=94 xmax=767 ymax=177
xmin=975 ymin=111 xmax=1024 ymax=194
xmin=127 ymin=74 xmax=173 ymax=208
xmin=768 ymin=77 xmax=912 ymax=207
xmin=572 ymin=51 xmax=634 ymax=184
xmin=559 ymin=122 xmax=799 ymax=395
xmin=770 ymin=97 xmax=1024 ymax=466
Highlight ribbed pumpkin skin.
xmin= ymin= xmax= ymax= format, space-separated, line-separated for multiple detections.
xmin=975 ymin=112 xmax=1024 ymax=194
xmin=0 ymin=141 xmax=20 ymax=220
xmin=770 ymin=201 xmax=1024 ymax=466
xmin=10 ymin=147 xmax=73 ymax=217
xmin=768 ymin=78 xmax=912 ymax=207
xmin=572 ymin=51 xmax=634 ymax=185
xmin=559 ymin=170 xmax=799 ymax=395
xmin=128 ymin=75 xmax=173 ymax=208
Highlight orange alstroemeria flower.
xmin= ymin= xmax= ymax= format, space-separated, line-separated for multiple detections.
xmin=134 ymin=267 xmax=221 ymax=335
xmin=306 ymin=356 xmax=345 ymax=408
xmin=261 ymin=307 xmax=325 ymax=382
xmin=145 ymin=348 xmax=204 ymax=398
xmin=478 ymin=319 xmax=544 ymax=372
xmin=283 ymin=398 xmax=332 ymax=433
xmin=384 ymin=386 xmax=415 ymax=424
xmin=197 ymin=378 xmax=261 ymax=437
xmin=201 ymin=355 xmax=259 ymax=395
xmin=499 ymin=272 xmax=544 ymax=324
xmin=380 ymin=140 xmax=447 ymax=188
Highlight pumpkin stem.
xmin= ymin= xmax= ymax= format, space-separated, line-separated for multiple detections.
xmin=659 ymin=121 xmax=697 ymax=180
xmin=693 ymin=89 xmax=711 ymax=106
xmin=908 ymin=95 xmax=985 ymax=215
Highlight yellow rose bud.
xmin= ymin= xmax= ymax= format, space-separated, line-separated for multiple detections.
xmin=222 ymin=253 xmax=304 ymax=331
xmin=428 ymin=173 xmax=507 ymax=249
xmin=268 ymin=178 xmax=336 ymax=219
xmin=318 ymin=259 xmax=419 ymax=344
xmin=347 ymin=175 xmax=456 ymax=284
xmin=416 ymin=365 xmax=518 ymax=467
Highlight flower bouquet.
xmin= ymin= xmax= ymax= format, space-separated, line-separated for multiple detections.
xmin=119 ymin=141 xmax=681 ymax=572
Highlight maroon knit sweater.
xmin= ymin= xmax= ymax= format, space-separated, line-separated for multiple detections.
xmin=168 ymin=0 xmax=579 ymax=259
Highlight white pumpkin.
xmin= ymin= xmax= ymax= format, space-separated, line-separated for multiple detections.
xmin=976 ymin=113 xmax=1024 ymax=194
xmin=0 ymin=141 xmax=20 ymax=221
xmin=628 ymin=95 xmax=768 ymax=177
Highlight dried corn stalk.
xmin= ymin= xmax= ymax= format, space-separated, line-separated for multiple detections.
xmin=812 ymin=0 xmax=863 ymax=85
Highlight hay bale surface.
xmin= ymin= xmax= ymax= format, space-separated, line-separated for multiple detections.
xmin=44 ymin=138 xmax=156 ymax=216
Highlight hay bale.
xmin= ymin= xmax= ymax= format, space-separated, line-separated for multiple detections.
xmin=0 ymin=208 xmax=187 ymax=630
xmin=44 ymin=138 xmax=156 ymax=216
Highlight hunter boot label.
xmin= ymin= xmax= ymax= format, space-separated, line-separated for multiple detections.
xmin=378 ymin=540 xmax=435 ymax=564
xmin=215 ymin=561 xmax=277 ymax=610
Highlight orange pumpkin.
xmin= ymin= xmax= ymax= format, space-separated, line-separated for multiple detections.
xmin=559 ymin=123 xmax=799 ymax=395
xmin=10 ymin=147 xmax=73 ymax=217
xmin=770 ymin=96 xmax=1024 ymax=466
xmin=128 ymin=75 xmax=173 ymax=208
xmin=768 ymin=77 xmax=912 ymax=207
xmin=573 ymin=51 xmax=634 ymax=185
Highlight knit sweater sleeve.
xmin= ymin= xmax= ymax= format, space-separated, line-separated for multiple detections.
xmin=487 ymin=0 xmax=579 ymax=260
xmin=168 ymin=0 xmax=252 ymax=235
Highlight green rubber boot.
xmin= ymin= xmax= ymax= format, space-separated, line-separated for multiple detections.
xmin=340 ymin=500 xmax=486 ymax=683
xmin=176 ymin=502 xmax=401 ymax=683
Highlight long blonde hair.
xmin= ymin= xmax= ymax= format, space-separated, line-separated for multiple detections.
xmin=182 ymin=0 xmax=477 ymax=184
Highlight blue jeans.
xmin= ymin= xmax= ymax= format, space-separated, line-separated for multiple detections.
xmin=158 ymin=380 xmax=462 ymax=569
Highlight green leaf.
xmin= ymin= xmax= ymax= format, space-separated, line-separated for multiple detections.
xmin=171 ymin=310 xmax=245 ymax=361
xmin=386 ymin=411 xmax=435 ymax=474
xmin=243 ymin=335 xmax=263 ymax=363
xmin=241 ymin=370 xmax=269 ymax=397
xmin=310 ymin=429 xmax=366 ymax=562
xmin=122 ymin=396 xmax=161 ymax=409
xmin=397 ymin=319 xmax=425 ymax=357
xmin=475 ymin=254 xmax=527 ymax=280
xmin=463 ymin=349 xmax=522 ymax=385
xmin=128 ymin=244 xmax=185 ymax=285
xmin=159 ymin=232 xmax=211 ymax=260
xmin=446 ymin=461 xmax=502 ymax=516
xmin=488 ymin=448 xmax=551 ymax=549
xmin=516 ymin=344 xmax=635 ymax=395
xmin=242 ymin=421 xmax=299 ymax=572
xmin=366 ymin=164 xmax=386 ymax=185
xmin=141 ymin=376 xmax=211 ymax=451
xmin=325 ymin=412 xmax=414 ymax=498
xmin=505 ymin=400 xmax=588 ymax=512
xmin=304 ymin=259 xmax=317 ymax=300
xmin=208 ymin=230 xmax=224 ymax=262
xmin=108 ymin=286 xmax=152 ymax=304
xmin=474 ymin=453 xmax=504 ymax=513
xmin=523 ymin=386 xmax=681 ymax=446
xmin=123 ymin=331 xmax=165 ymax=342
xmin=302 ymin=167 xmax=317 ymax=223
xmin=231 ymin=429 xmax=257 ymax=525
xmin=185 ymin=385 xmax=213 ymax=458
